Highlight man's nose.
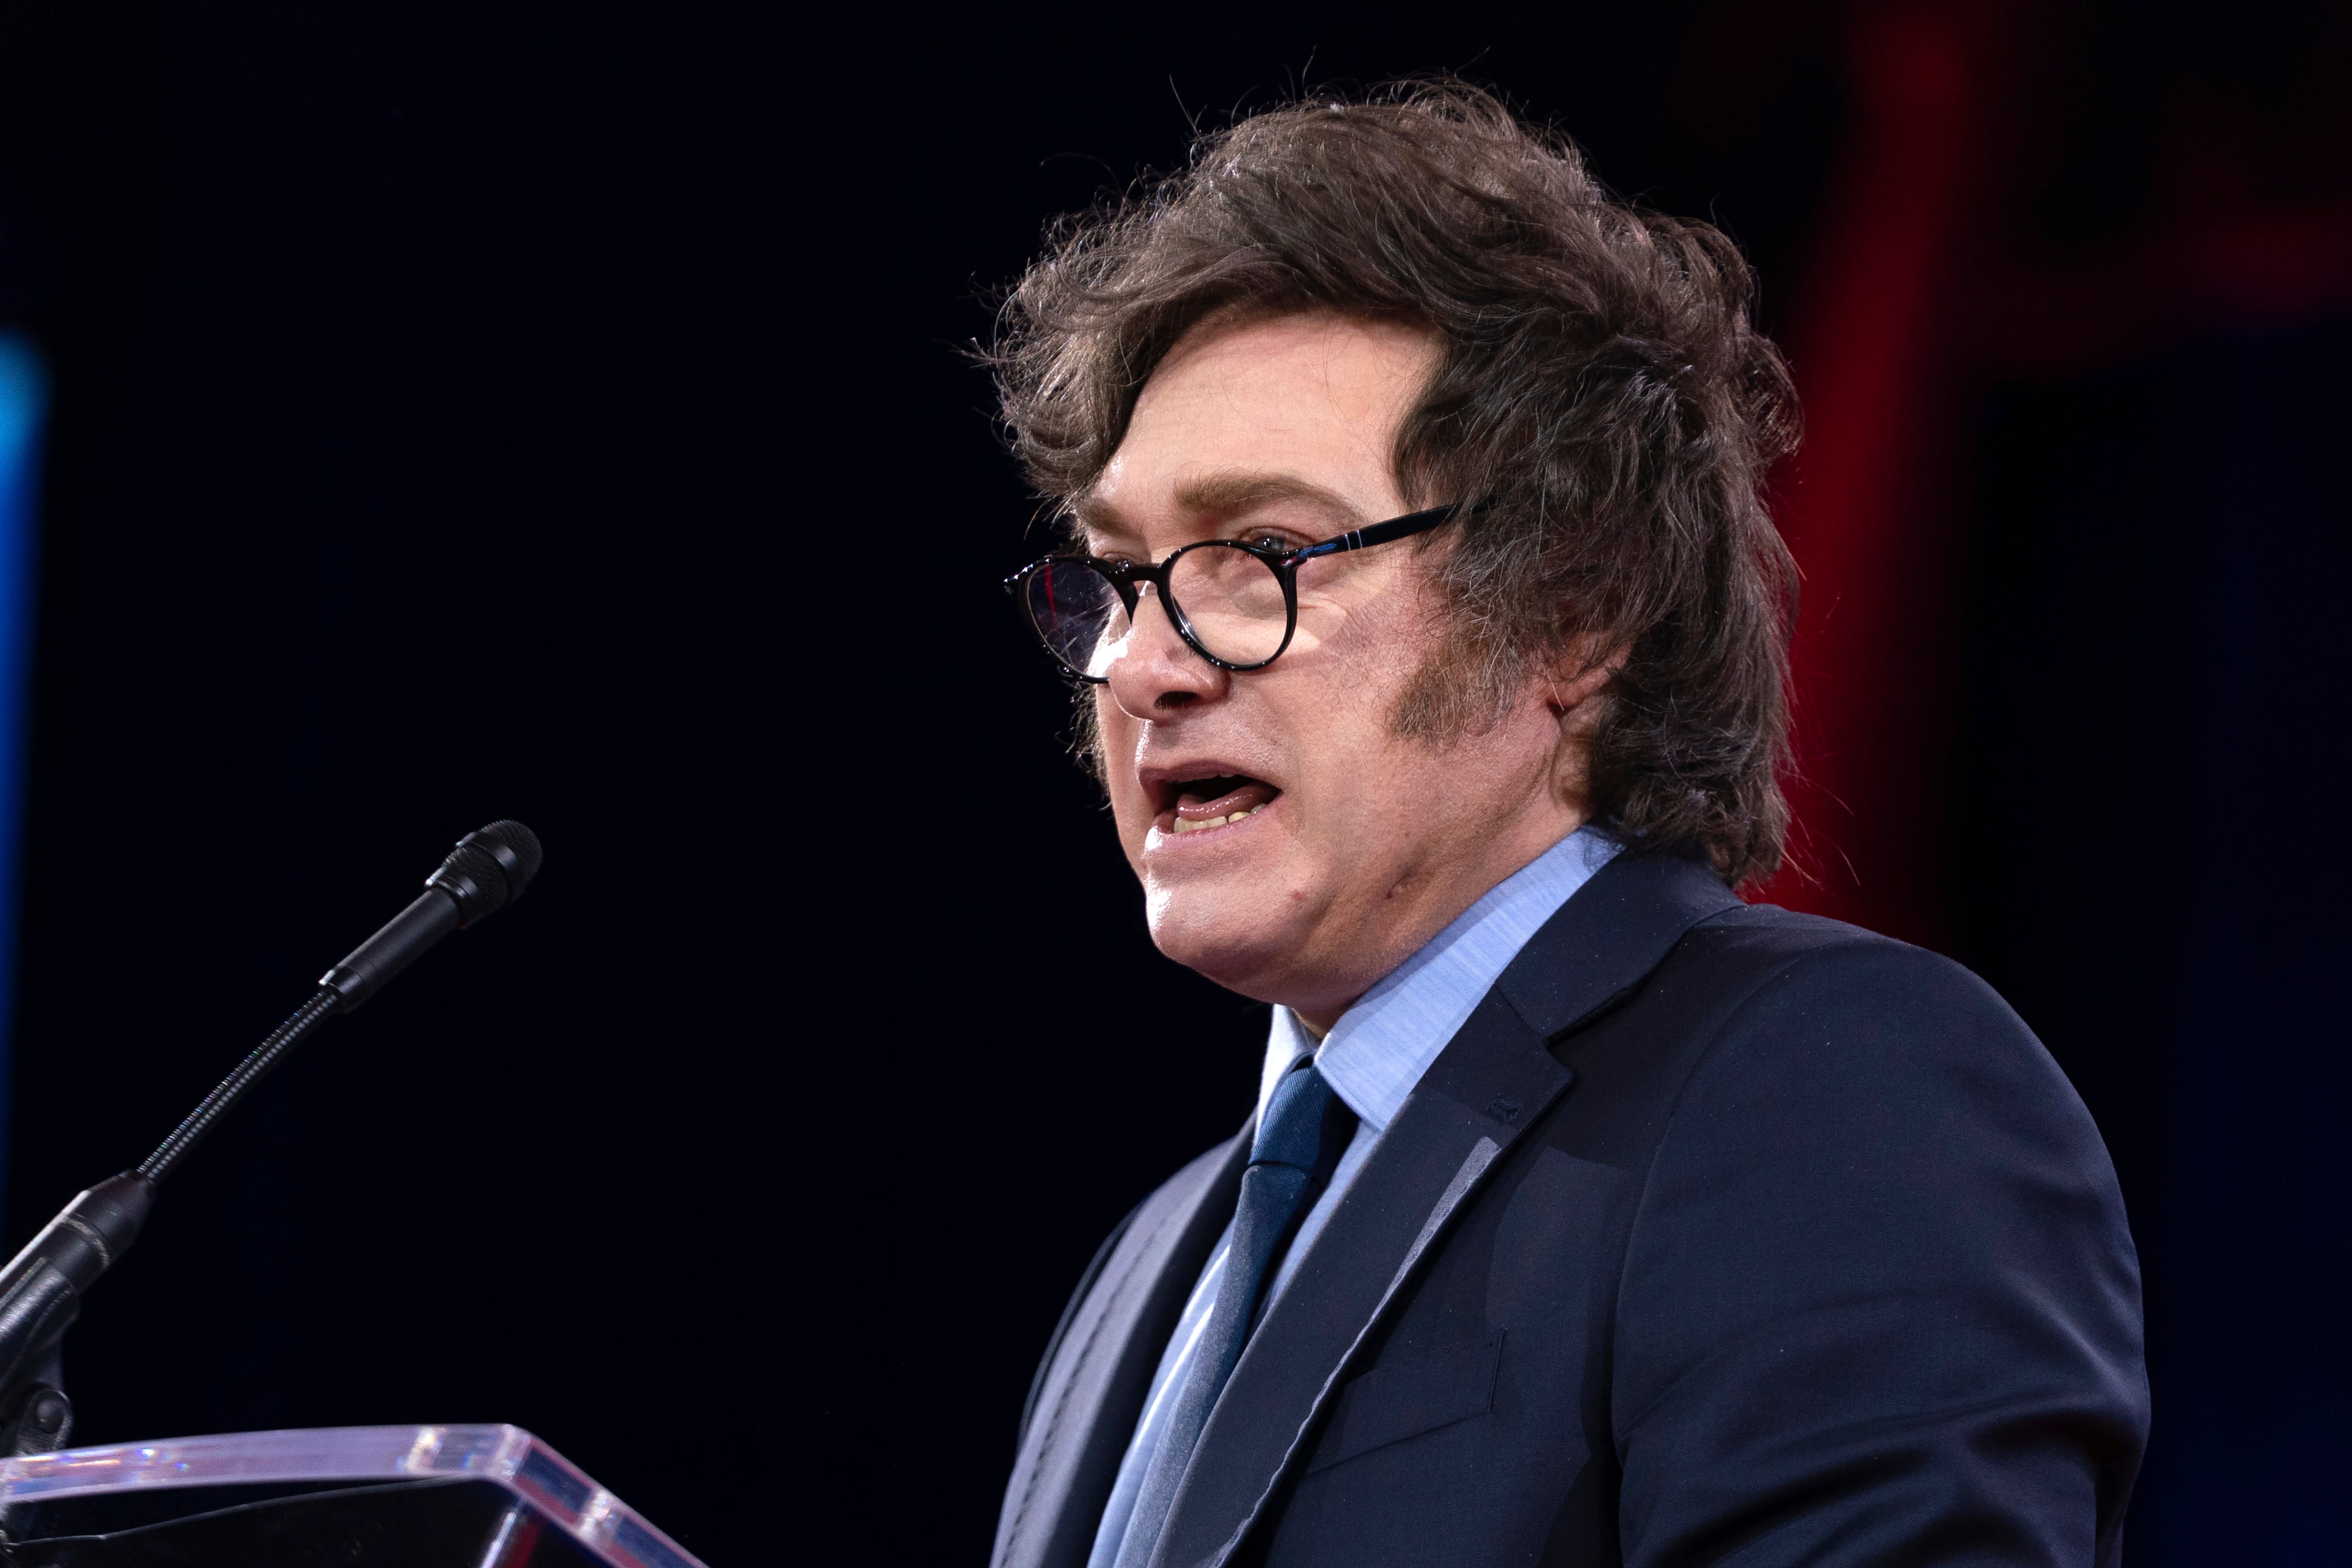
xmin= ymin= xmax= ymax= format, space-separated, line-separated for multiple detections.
xmin=1105 ymin=584 xmax=1226 ymax=719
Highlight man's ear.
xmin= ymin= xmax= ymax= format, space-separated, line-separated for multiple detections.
xmin=1539 ymin=637 xmax=1628 ymax=814
xmin=1545 ymin=637 xmax=1629 ymax=739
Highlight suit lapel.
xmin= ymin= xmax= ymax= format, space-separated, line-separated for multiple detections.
xmin=1146 ymin=852 xmax=1741 ymax=1568
xmin=1492 ymin=850 xmax=1743 ymax=1037
xmin=993 ymin=1127 xmax=1252 ymax=1568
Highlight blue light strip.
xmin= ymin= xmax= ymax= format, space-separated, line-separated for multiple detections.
xmin=0 ymin=335 xmax=47 ymax=1204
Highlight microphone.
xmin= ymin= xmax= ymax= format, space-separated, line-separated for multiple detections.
xmin=0 ymin=820 xmax=542 ymax=1456
xmin=320 ymin=818 xmax=545 ymax=1013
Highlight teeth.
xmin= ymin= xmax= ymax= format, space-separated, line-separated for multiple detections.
xmin=1169 ymin=804 xmax=1264 ymax=835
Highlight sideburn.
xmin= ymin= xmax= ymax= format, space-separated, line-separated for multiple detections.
xmin=1072 ymin=689 xmax=1111 ymax=788
xmin=1388 ymin=624 xmax=1526 ymax=746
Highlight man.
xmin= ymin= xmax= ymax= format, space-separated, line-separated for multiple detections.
xmin=987 ymin=87 xmax=2146 ymax=1568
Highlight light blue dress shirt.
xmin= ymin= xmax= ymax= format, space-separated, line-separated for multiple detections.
xmin=1086 ymin=825 xmax=1623 ymax=1568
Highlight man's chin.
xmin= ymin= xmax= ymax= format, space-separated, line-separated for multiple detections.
xmin=1143 ymin=893 xmax=1308 ymax=1002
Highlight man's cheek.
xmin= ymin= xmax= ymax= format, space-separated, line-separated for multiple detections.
xmin=1111 ymin=787 xmax=1153 ymax=857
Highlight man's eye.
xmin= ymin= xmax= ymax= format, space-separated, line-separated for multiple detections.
xmin=1246 ymin=533 xmax=1294 ymax=552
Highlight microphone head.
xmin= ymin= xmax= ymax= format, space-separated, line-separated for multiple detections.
xmin=424 ymin=820 xmax=544 ymax=926
xmin=464 ymin=820 xmax=544 ymax=895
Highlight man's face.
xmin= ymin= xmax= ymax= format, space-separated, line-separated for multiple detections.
xmin=1082 ymin=313 xmax=1589 ymax=1027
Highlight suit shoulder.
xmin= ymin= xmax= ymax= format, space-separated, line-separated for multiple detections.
xmin=1666 ymin=901 xmax=2020 ymax=1030
xmin=1651 ymin=905 xmax=2104 ymax=1175
xmin=1550 ymin=901 xmax=2085 ymax=1172
xmin=1682 ymin=898 xmax=1946 ymax=966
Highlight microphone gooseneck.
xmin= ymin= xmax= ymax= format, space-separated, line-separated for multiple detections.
xmin=132 ymin=992 xmax=339 ymax=1185
xmin=139 ymin=820 xmax=542 ymax=1182
xmin=0 ymin=819 xmax=542 ymax=1455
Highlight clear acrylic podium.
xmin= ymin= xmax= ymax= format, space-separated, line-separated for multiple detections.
xmin=0 ymin=1425 xmax=707 ymax=1566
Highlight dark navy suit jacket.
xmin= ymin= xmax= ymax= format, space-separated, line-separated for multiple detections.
xmin=993 ymin=852 xmax=2148 ymax=1568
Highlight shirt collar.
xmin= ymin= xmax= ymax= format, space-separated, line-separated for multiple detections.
xmin=1255 ymin=824 xmax=1623 ymax=1133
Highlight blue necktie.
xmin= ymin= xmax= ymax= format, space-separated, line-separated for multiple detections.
xmin=1112 ymin=1060 xmax=1351 ymax=1568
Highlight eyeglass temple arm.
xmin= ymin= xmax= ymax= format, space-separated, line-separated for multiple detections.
xmin=1287 ymin=503 xmax=1463 ymax=565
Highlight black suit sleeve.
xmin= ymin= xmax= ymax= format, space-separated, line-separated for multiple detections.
xmin=1612 ymin=938 xmax=2148 ymax=1567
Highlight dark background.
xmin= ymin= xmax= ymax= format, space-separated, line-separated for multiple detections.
xmin=0 ymin=1 xmax=2345 ymax=1563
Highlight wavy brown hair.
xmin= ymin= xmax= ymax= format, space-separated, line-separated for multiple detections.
xmin=990 ymin=83 xmax=1800 ymax=888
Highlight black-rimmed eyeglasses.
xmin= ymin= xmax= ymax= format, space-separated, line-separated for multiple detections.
xmin=1003 ymin=503 xmax=1462 ymax=681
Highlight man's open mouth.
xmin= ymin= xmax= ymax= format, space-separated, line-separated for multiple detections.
xmin=1161 ymin=773 xmax=1281 ymax=836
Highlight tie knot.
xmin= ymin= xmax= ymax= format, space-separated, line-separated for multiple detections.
xmin=1253 ymin=1059 xmax=1339 ymax=1173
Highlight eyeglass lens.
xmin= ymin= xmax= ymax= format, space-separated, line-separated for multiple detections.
xmin=1023 ymin=543 xmax=1291 ymax=677
xmin=1024 ymin=560 xmax=1128 ymax=678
